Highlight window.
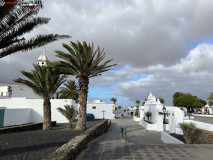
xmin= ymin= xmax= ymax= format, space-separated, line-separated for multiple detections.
xmin=42 ymin=62 xmax=44 ymax=64
xmin=92 ymin=106 xmax=96 ymax=109
xmin=1 ymin=92 xmax=3 ymax=96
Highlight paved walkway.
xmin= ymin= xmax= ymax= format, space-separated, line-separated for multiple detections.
xmin=193 ymin=115 xmax=213 ymax=124
xmin=77 ymin=118 xmax=213 ymax=160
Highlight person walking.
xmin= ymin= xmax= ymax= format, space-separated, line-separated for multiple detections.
xmin=120 ymin=113 xmax=124 ymax=120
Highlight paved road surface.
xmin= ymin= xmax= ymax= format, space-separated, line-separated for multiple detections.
xmin=77 ymin=118 xmax=213 ymax=160
xmin=193 ymin=115 xmax=213 ymax=124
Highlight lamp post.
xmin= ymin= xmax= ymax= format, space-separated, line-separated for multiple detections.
xmin=162 ymin=106 xmax=166 ymax=124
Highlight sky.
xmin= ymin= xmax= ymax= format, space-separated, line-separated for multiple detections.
xmin=1 ymin=0 xmax=213 ymax=107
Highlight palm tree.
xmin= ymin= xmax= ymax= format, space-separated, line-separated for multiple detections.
xmin=51 ymin=41 xmax=117 ymax=130
xmin=110 ymin=97 xmax=117 ymax=105
xmin=111 ymin=97 xmax=117 ymax=114
xmin=14 ymin=64 xmax=67 ymax=130
xmin=135 ymin=100 xmax=140 ymax=117
xmin=0 ymin=0 xmax=69 ymax=58
xmin=59 ymin=80 xmax=79 ymax=102
xmin=118 ymin=106 xmax=122 ymax=114
xmin=142 ymin=98 xmax=147 ymax=106
xmin=135 ymin=100 xmax=140 ymax=107
xmin=57 ymin=105 xmax=78 ymax=128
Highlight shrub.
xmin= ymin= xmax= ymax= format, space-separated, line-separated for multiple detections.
xmin=145 ymin=112 xmax=152 ymax=122
xmin=134 ymin=109 xmax=139 ymax=117
xmin=179 ymin=122 xmax=196 ymax=130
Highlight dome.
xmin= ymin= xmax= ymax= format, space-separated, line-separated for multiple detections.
xmin=38 ymin=50 xmax=50 ymax=62
xmin=37 ymin=50 xmax=50 ymax=67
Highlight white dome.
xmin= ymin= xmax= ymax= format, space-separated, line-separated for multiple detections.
xmin=38 ymin=50 xmax=50 ymax=62
xmin=37 ymin=50 xmax=50 ymax=66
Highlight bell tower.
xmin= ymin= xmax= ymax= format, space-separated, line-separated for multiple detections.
xmin=37 ymin=50 xmax=50 ymax=67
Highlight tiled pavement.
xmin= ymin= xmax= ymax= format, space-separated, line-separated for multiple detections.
xmin=78 ymin=143 xmax=213 ymax=160
xmin=77 ymin=117 xmax=213 ymax=160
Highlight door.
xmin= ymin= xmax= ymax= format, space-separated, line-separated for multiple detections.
xmin=0 ymin=109 xmax=5 ymax=127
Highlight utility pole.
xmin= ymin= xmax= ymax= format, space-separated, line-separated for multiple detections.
xmin=101 ymin=110 xmax=106 ymax=119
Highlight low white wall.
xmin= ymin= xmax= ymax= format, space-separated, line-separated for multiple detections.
xmin=140 ymin=119 xmax=157 ymax=130
xmin=4 ymin=108 xmax=32 ymax=126
xmin=184 ymin=116 xmax=194 ymax=119
xmin=163 ymin=124 xmax=169 ymax=131
xmin=192 ymin=114 xmax=213 ymax=117
xmin=184 ymin=120 xmax=213 ymax=131
xmin=0 ymin=98 xmax=75 ymax=124
xmin=161 ymin=131 xmax=184 ymax=144
xmin=133 ymin=116 xmax=140 ymax=121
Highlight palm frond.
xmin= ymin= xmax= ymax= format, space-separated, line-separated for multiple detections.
xmin=14 ymin=64 xmax=67 ymax=100
xmin=57 ymin=105 xmax=78 ymax=121
xmin=0 ymin=34 xmax=70 ymax=58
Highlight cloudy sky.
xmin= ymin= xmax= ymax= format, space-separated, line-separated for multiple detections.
xmin=1 ymin=0 xmax=213 ymax=107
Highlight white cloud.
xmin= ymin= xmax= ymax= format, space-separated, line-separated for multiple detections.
xmin=1 ymin=0 xmax=213 ymax=108
xmin=115 ymin=43 xmax=213 ymax=106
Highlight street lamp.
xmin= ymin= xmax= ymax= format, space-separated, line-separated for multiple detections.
xmin=162 ymin=106 xmax=166 ymax=124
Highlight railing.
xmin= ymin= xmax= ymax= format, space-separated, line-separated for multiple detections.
xmin=120 ymin=127 xmax=127 ymax=143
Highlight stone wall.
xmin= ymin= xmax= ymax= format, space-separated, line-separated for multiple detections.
xmin=183 ymin=126 xmax=213 ymax=144
xmin=46 ymin=119 xmax=111 ymax=160
xmin=0 ymin=121 xmax=56 ymax=134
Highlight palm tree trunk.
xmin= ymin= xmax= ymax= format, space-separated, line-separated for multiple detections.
xmin=76 ymin=77 xmax=89 ymax=130
xmin=43 ymin=99 xmax=52 ymax=130
xmin=67 ymin=121 xmax=72 ymax=128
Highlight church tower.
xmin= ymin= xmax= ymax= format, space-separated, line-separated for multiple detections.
xmin=37 ymin=50 xmax=50 ymax=67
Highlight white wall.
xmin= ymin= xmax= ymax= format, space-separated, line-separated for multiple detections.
xmin=8 ymin=85 xmax=41 ymax=99
xmin=87 ymin=103 xmax=114 ymax=119
xmin=161 ymin=131 xmax=184 ymax=144
xmin=0 ymin=98 xmax=75 ymax=125
xmin=0 ymin=86 xmax=9 ymax=96
xmin=184 ymin=120 xmax=213 ymax=132
xmin=0 ymin=84 xmax=59 ymax=99
xmin=4 ymin=108 xmax=32 ymax=126
xmin=166 ymin=106 xmax=184 ymax=134
xmin=144 ymin=103 xmax=163 ymax=124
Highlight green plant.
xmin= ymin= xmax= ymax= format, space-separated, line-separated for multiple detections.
xmin=158 ymin=97 xmax=165 ymax=104
xmin=135 ymin=100 xmax=140 ymax=106
xmin=145 ymin=112 xmax=152 ymax=122
xmin=110 ymin=97 xmax=117 ymax=105
xmin=57 ymin=105 xmax=78 ymax=128
xmin=134 ymin=106 xmax=140 ymax=117
xmin=52 ymin=41 xmax=117 ymax=130
xmin=179 ymin=122 xmax=196 ymax=130
xmin=0 ymin=2 xmax=69 ymax=58
xmin=14 ymin=64 xmax=67 ymax=130
xmin=59 ymin=80 xmax=79 ymax=102
xmin=134 ymin=109 xmax=139 ymax=116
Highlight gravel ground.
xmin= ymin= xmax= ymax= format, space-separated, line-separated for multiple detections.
xmin=0 ymin=119 xmax=102 ymax=160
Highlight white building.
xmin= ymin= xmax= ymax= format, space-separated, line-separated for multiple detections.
xmin=0 ymin=50 xmax=59 ymax=99
xmin=137 ymin=92 xmax=184 ymax=134
xmin=0 ymin=51 xmax=115 ymax=127
xmin=85 ymin=100 xmax=114 ymax=119
xmin=0 ymin=82 xmax=41 ymax=99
